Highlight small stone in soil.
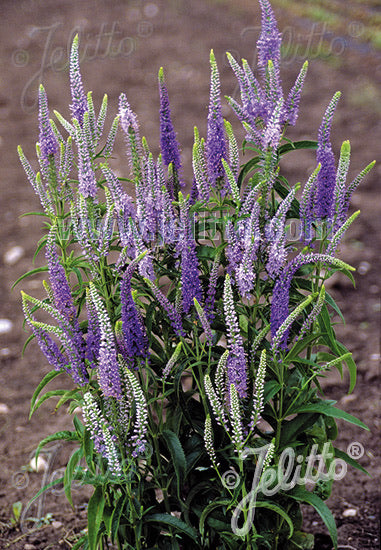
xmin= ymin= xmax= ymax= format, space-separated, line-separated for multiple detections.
xmin=52 ymin=520 xmax=63 ymax=529
xmin=358 ymin=260 xmax=371 ymax=274
xmin=29 ymin=456 xmax=48 ymax=472
xmin=342 ymin=508 xmax=357 ymax=517
xmin=4 ymin=245 xmax=24 ymax=265
xmin=0 ymin=319 xmax=13 ymax=334
xmin=24 ymin=544 xmax=37 ymax=550
xmin=0 ymin=403 xmax=10 ymax=414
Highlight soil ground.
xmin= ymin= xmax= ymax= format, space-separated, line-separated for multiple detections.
xmin=0 ymin=1 xmax=379 ymax=548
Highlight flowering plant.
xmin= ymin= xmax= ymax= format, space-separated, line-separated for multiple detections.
xmin=18 ymin=1 xmax=373 ymax=549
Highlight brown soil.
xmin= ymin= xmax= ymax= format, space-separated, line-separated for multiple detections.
xmin=0 ymin=1 xmax=379 ymax=548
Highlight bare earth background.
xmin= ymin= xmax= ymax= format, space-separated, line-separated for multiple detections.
xmin=0 ymin=1 xmax=380 ymax=548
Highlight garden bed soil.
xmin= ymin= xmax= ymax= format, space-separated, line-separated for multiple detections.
xmin=0 ymin=1 xmax=379 ymax=548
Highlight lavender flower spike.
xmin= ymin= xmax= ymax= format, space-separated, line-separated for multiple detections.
xmin=258 ymin=0 xmax=282 ymax=71
xmin=158 ymin=67 xmax=183 ymax=189
xmin=207 ymin=50 xmax=227 ymax=186
xmin=83 ymin=392 xmax=122 ymax=477
xmin=69 ymin=35 xmax=88 ymax=125
xmin=315 ymin=91 xmax=341 ymax=219
xmin=22 ymin=295 xmax=68 ymax=372
xmin=46 ymin=228 xmax=76 ymax=322
xmin=331 ymin=140 xmax=351 ymax=230
xmin=223 ymin=274 xmax=247 ymax=398
xmin=145 ymin=278 xmax=183 ymax=337
xmin=38 ymin=85 xmax=58 ymax=164
xmin=89 ymin=283 xmax=122 ymax=399
xmin=123 ymin=364 xmax=149 ymax=457
xmin=299 ymin=164 xmax=321 ymax=243
xmin=119 ymin=93 xmax=142 ymax=183
xmin=283 ymin=60 xmax=308 ymax=126
xmin=120 ymin=261 xmax=148 ymax=364
xmin=194 ymin=298 xmax=213 ymax=346
xmin=177 ymin=192 xmax=203 ymax=314
xmin=73 ymin=118 xmax=97 ymax=198
xmin=270 ymin=253 xmax=355 ymax=350
xmin=85 ymin=288 xmax=100 ymax=364
xmin=257 ymin=0 xmax=282 ymax=102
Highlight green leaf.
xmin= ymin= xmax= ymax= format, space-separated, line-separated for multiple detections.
xmin=12 ymin=266 xmax=49 ymax=288
xmin=145 ymin=513 xmax=199 ymax=543
xmin=199 ymin=499 xmax=230 ymax=538
xmin=295 ymin=402 xmax=369 ymax=430
xmin=278 ymin=140 xmax=318 ymax=156
xmin=73 ymin=415 xmax=84 ymax=437
xmin=255 ymin=501 xmax=294 ymax=539
xmin=111 ymin=494 xmax=127 ymax=543
xmin=324 ymin=291 xmax=345 ymax=324
xmin=263 ymin=380 xmax=282 ymax=404
xmin=237 ymin=156 xmax=261 ymax=187
xmin=54 ymin=389 xmax=81 ymax=412
xmin=162 ymin=429 xmax=187 ymax=494
xmin=64 ymin=448 xmax=83 ymax=507
xmin=279 ymin=414 xmax=320 ymax=448
xmin=335 ymin=342 xmax=357 ymax=394
xmin=83 ymin=428 xmax=95 ymax=472
xmin=88 ymin=486 xmax=105 ymax=550
xmin=35 ymin=431 xmax=79 ymax=463
xmin=286 ymin=333 xmax=320 ymax=363
xmin=33 ymin=236 xmax=49 ymax=262
xmin=333 ymin=447 xmax=369 ymax=476
xmin=12 ymin=501 xmax=22 ymax=522
xmin=27 ymin=476 xmax=65 ymax=507
xmin=30 ymin=389 xmax=69 ymax=416
xmin=318 ymin=305 xmax=340 ymax=355
xmin=289 ymin=531 xmax=315 ymax=549
xmin=30 ymin=370 xmax=63 ymax=418
xmin=288 ymin=488 xmax=337 ymax=549
xmin=102 ymin=505 xmax=113 ymax=538
xmin=70 ymin=535 xmax=88 ymax=550
xmin=22 ymin=333 xmax=36 ymax=356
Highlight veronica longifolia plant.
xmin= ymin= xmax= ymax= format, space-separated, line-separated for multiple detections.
xmin=18 ymin=1 xmax=373 ymax=548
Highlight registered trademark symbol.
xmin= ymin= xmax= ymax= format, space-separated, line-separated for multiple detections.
xmin=347 ymin=441 xmax=364 ymax=459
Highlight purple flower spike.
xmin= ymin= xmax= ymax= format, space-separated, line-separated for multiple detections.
xmin=257 ymin=0 xmax=282 ymax=74
xmin=32 ymin=325 xmax=68 ymax=372
xmin=300 ymin=164 xmax=320 ymax=243
xmin=270 ymin=252 xmax=342 ymax=349
xmin=85 ymin=289 xmax=100 ymax=364
xmin=237 ymin=203 xmax=261 ymax=297
xmin=283 ymin=61 xmax=308 ymax=126
xmin=177 ymin=193 xmax=203 ymax=314
xmin=46 ymin=229 xmax=76 ymax=322
xmin=38 ymin=85 xmax=58 ymax=164
xmin=120 ymin=262 xmax=148 ymax=362
xmin=73 ymin=119 xmax=97 ymax=198
xmin=69 ymin=35 xmax=88 ymax=125
xmin=145 ymin=278 xmax=183 ymax=337
xmin=158 ymin=67 xmax=183 ymax=187
xmin=90 ymin=283 xmax=122 ymax=399
xmin=46 ymin=229 xmax=88 ymax=373
xmin=207 ymin=50 xmax=227 ymax=186
xmin=315 ymin=92 xmax=341 ymax=219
